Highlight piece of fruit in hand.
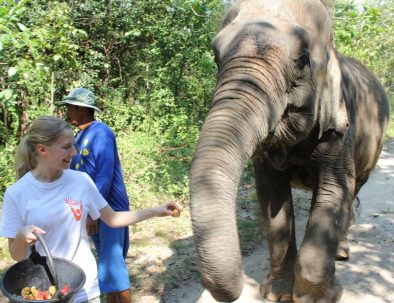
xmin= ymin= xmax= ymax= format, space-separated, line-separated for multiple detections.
xmin=172 ymin=208 xmax=180 ymax=217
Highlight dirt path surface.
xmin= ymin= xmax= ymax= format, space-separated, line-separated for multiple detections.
xmin=163 ymin=141 xmax=394 ymax=303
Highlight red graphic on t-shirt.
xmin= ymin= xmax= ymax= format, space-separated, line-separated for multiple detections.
xmin=64 ymin=197 xmax=83 ymax=221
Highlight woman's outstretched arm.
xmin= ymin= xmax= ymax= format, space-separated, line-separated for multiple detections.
xmin=99 ymin=202 xmax=182 ymax=227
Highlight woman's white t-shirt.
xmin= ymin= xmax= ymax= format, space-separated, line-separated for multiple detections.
xmin=0 ymin=169 xmax=108 ymax=302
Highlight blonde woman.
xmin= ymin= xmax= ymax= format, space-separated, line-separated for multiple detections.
xmin=0 ymin=116 xmax=182 ymax=303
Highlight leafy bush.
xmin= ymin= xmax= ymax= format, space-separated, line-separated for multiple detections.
xmin=334 ymin=1 xmax=393 ymax=134
xmin=117 ymin=128 xmax=195 ymax=209
xmin=0 ymin=140 xmax=17 ymax=198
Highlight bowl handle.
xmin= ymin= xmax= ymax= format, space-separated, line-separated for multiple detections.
xmin=32 ymin=232 xmax=59 ymax=289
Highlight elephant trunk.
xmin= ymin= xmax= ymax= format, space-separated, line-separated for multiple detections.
xmin=190 ymin=62 xmax=287 ymax=301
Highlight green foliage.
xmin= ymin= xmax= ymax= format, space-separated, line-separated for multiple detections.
xmin=0 ymin=0 xmax=86 ymax=126
xmin=117 ymin=129 xmax=193 ymax=208
xmin=333 ymin=1 xmax=393 ymax=135
xmin=63 ymin=0 xmax=222 ymax=136
xmin=0 ymin=0 xmax=225 ymax=204
xmin=334 ymin=1 xmax=393 ymax=88
xmin=0 ymin=140 xmax=17 ymax=197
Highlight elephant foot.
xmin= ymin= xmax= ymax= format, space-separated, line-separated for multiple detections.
xmin=260 ymin=274 xmax=294 ymax=302
xmin=335 ymin=239 xmax=350 ymax=261
xmin=293 ymin=277 xmax=343 ymax=303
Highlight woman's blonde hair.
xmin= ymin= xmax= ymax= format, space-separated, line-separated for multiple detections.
xmin=15 ymin=116 xmax=72 ymax=179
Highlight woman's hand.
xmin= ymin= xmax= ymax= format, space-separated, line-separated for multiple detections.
xmin=155 ymin=202 xmax=183 ymax=217
xmin=9 ymin=225 xmax=46 ymax=261
xmin=15 ymin=225 xmax=46 ymax=245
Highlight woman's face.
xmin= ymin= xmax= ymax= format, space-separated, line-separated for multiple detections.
xmin=43 ymin=129 xmax=77 ymax=171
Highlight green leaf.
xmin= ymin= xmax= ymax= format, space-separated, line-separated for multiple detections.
xmin=125 ymin=30 xmax=141 ymax=37
xmin=17 ymin=22 xmax=27 ymax=32
xmin=0 ymin=88 xmax=14 ymax=100
xmin=53 ymin=54 xmax=62 ymax=61
xmin=7 ymin=66 xmax=17 ymax=77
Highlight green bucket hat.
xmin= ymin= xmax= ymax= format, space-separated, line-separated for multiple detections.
xmin=58 ymin=87 xmax=102 ymax=112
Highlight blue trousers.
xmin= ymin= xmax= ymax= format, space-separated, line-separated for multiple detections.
xmin=92 ymin=220 xmax=130 ymax=293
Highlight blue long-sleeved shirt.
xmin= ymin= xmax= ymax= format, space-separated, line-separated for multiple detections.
xmin=71 ymin=121 xmax=129 ymax=211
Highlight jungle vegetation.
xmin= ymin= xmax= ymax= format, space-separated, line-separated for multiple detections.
xmin=0 ymin=0 xmax=393 ymax=206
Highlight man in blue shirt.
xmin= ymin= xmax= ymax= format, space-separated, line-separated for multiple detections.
xmin=59 ymin=87 xmax=131 ymax=303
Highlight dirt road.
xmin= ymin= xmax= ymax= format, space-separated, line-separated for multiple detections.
xmin=164 ymin=141 xmax=394 ymax=303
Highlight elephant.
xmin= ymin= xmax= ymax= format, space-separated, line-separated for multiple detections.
xmin=189 ymin=0 xmax=389 ymax=302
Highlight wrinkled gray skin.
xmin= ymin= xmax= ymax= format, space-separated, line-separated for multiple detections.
xmin=189 ymin=0 xmax=389 ymax=302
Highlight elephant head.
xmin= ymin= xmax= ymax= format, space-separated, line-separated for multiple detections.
xmin=190 ymin=0 xmax=388 ymax=302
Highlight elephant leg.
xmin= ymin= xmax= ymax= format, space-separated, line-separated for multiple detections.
xmin=254 ymin=160 xmax=296 ymax=302
xmin=336 ymin=232 xmax=350 ymax=261
xmin=336 ymin=196 xmax=357 ymax=261
xmin=294 ymin=142 xmax=355 ymax=303
xmin=294 ymin=192 xmax=346 ymax=302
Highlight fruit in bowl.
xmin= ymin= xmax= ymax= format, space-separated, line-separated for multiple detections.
xmin=15 ymin=284 xmax=70 ymax=300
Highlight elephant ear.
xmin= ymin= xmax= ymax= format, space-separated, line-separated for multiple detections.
xmin=315 ymin=48 xmax=348 ymax=138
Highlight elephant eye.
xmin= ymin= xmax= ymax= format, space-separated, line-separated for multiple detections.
xmin=295 ymin=53 xmax=310 ymax=70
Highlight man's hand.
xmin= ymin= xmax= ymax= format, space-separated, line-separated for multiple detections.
xmin=86 ymin=217 xmax=99 ymax=235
